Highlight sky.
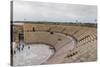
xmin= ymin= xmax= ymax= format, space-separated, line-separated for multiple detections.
xmin=13 ymin=1 xmax=97 ymax=23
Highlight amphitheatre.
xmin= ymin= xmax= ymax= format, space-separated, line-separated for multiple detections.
xmin=11 ymin=21 xmax=97 ymax=66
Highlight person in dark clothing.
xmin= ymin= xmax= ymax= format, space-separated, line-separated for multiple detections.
xmin=22 ymin=45 xmax=24 ymax=48
xmin=17 ymin=47 xmax=20 ymax=52
xmin=28 ymin=46 xmax=30 ymax=49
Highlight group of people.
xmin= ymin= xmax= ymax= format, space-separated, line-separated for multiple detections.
xmin=13 ymin=41 xmax=30 ymax=55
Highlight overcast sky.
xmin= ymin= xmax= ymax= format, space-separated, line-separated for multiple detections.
xmin=13 ymin=1 xmax=97 ymax=23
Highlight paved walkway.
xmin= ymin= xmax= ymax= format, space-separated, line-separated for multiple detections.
xmin=13 ymin=44 xmax=54 ymax=66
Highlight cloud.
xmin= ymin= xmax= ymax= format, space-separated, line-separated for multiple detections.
xmin=13 ymin=1 xmax=97 ymax=23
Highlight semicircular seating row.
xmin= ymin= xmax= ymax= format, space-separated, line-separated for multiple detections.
xmin=23 ymin=24 xmax=97 ymax=64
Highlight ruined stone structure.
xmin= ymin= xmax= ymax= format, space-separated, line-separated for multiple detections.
xmin=12 ymin=22 xmax=97 ymax=65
